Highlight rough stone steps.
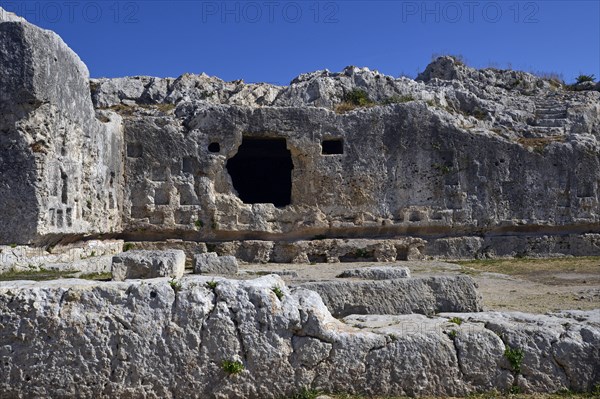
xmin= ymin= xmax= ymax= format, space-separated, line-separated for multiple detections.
xmin=532 ymin=97 xmax=569 ymax=132
xmin=534 ymin=118 xmax=568 ymax=127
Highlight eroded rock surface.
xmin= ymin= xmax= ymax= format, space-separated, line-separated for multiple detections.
xmin=111 ymin=249 xmax=185 ymax=281
xmin=337 ymin=266 xmax=411 ymax=280
xmin=0 ymin=7 xmax=123 ymax=245
xmin=193 ymin=252 xmax=239 ymax=275
xmin=300 ymin=275 xmax=483 ymax=317
xmin=0 ymin=276 xmax=597 ymax=397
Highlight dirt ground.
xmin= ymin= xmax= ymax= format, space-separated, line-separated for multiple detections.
xmin=240 ymin=257 xmax=600 ymax=314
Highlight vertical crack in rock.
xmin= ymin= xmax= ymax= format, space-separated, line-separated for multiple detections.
xmin=228 ymin=305 xmax=248 ymax=363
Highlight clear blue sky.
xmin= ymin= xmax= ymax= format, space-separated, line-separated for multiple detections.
xmin=4 ymin=0 xmax=599 ymax=85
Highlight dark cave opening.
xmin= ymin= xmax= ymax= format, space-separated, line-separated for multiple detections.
xmin=226 ymin=137 xmax=293 ymax=208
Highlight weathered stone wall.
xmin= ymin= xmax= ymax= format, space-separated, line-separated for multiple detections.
xmin=0 ymin=9 xmax=123 ymax=245
xmin=0 ymin=276 xmax=598 ymax=397
xmin=119 ymin=101 xmax=600 ymax=245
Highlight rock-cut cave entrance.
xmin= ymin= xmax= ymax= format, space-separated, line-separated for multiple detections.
xmin=226 ymin=137 xmax=293 ymax=208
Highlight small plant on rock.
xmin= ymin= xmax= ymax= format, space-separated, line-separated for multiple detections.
xmin=447 ymin=330 xmax=458 ymax=339
xmin=169 ymin=278 xmax=182 ymax=293
xmin=335 ymin=89 xmax=375 ymax=114
xmin=354 ymin=248 xmax=370 ymax=258
xmin=205 ymin=280 xmax=218 ymax=290
xmin=194 ymin=219 xmax=204 ymax=228
xmin=290 ymin=387 xmax=322 ymax=399
xmin=344 ymin=88 xmax=373 ymax=106
xmin=221 ymin=360 xmax=244 ymax=375
xmin=388 ymin=333 xmax=398 ymax=342
xmin=508 ymin=385 xmax=521 ymax=394
xmin=449 ymin=316 xmax=463 ymax=325
xmin=504 ymin=345 xmax=524 ymax=374
xmin=576 ymin=74 xmax=596 ymax=84
xmin=272 ymin=286 xmax=284 ymax=300
xmin=123 ymin=243 xmax=134 ymax=252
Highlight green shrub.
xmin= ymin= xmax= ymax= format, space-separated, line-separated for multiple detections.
xmin=447 ymin=330 xmax=458 ymax=339
xmin=206 ymin=280 xmax=218 ymax=290
xmin=354 ymin=248 xmax=370 ymax=258
xmin=449 ymin=316 xmax=463 ymax=325
xmin=343 ymin=88 xmax=373 ymax=106
xmin=504 ymin=345 xmax=524 ymax=374
xmin=221 ymin=360 xmax=244 ymax=375
xmin=272 ymin=286 xmax=284 ymax=300
xmin=195 ymin=219 xmax=204 ymax=228
xmin=576 ymin=74 xmax=596 ymax=84
xmin=123 ymin=243 xmax=134 ymax=252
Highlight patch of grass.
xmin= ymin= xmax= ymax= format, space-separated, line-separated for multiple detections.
xmin=504 ymin=345 xmax=525 ymax=374
xmin=9 ymin=244 xmax=17 ymax=248
xmin=123 ymin=243 xmax=134 ymax=252
xmin=195 ymin=219 xmax=204 ymax=228
xmin=205 ymin=280 xmax=218 ymax=290
xmin=517 ymin=136 xmax=565 ymax=152
xmin=456 ymin=256 xmax=600 ymax=280
xmin=447 ymin=330 xmax=458 ymax=339
xmin=335 ymin=89 xmax=375 ymax=114
xmin=79 ymin=272 xmax=112 ymax=281
xmin=576 ymin=74 xmax=596 ymax=84
xmin=221 ymin=360 xmax=244 ymax=375
xmin=272 ymin=286 xmax=284 ymax=300
xmin=0 ymin=269 xmax=77 ymax=282
xmin=334 ymin=102 xmax=359 ymax=114
xmin=354 ymin=248 xmax=370 ymax=258
xmin=100 ymin=103 xmax=176 ymax=116
xmin=449 ymin=316 xmax=463 ymax=325
xmin=509 ymin=386 xmax=522 ymax=394
xmin=388 ymin=333 xmax=398 ymax=342
xmin=289 ymin=387 xmax=322 ymax=399
xmin=169 ymin=278 xmax=182 ymax=293
xmin=343 ymin=88 xmax=374 ymax=107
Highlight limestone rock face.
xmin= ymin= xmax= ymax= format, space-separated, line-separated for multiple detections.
xmin=299 ymin=275 xmax=483 ymax=317
xmin=193 ymin=252 xmax=239 ymax=275
xmin=111 ymin=250 xmax=185 ymax=281
xmin=0 ymin=6 xmax=123 ymax=245
xmin=3 ymin=6 xmax=600 ymax=259
xmin=0 ymin=276 xmax=597 ymax=397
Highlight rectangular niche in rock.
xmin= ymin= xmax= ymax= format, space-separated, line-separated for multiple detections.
xmin=322 ymin=139 xmax=344 ymax=155
xmin=226 ymin=137 xmax=293 ymax=208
